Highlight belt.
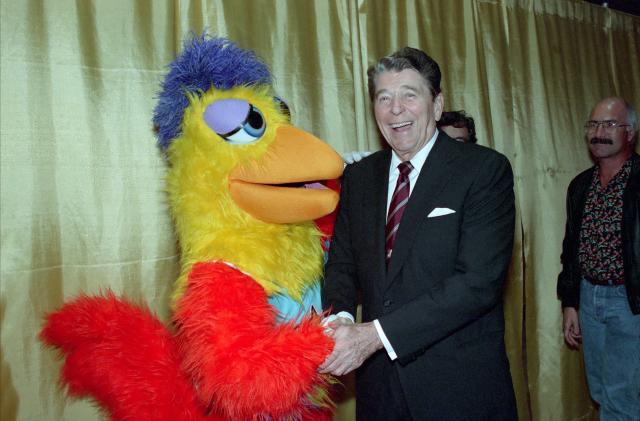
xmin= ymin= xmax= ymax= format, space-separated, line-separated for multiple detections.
xmin=584 ymin=275 xmax=625 ymax=286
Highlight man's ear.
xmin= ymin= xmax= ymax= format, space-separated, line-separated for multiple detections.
xmin=434 ymin=93 xmax=444 ymax=121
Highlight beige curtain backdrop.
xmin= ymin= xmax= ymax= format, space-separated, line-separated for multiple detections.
xmin=1 ymin=0 xmax=638 ymax=420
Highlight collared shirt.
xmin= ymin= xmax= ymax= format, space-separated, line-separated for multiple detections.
xmin=578 ymin=159 xmax=632 ymax=285
xmin=332 ymin=131 xmax=440 ymax=361
xmin=386 ymin=130 xmax=438 ymax=214
xmin=377 ymin=130 xmax=439 ymax=360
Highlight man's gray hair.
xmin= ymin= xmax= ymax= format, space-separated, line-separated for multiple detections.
xmin=367 ymin=47 xmax=441 ymax=102
xmin=625 ymin=100 xmax=638 ymax=130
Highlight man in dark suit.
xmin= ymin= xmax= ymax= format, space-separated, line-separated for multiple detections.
xmin=319 ymin=47 xmax=517 ymax=420
xmin=558 ymin=97 xmax=639 ymax=420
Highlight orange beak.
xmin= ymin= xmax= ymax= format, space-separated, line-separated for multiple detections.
xmin=228 ymin=126 xmax=344 ymax=224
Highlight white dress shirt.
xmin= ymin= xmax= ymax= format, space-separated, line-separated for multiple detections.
xmin=332 ymin=130 xmax=439 ymax=360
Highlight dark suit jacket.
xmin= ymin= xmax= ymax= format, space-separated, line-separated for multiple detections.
xmin=323 ymin=133 xmax=517 ymax=420
xmin=557 ymin=152 xmax=640 ymax=314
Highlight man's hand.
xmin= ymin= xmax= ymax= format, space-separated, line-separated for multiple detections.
xmin=562 ymin=307 xmax=582 ymax=349
xmin=318 ymin=322 xmax=383 ymax=376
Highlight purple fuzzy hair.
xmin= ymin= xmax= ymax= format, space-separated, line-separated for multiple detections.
xmin=153 ymin=34 xmax=272 ymax=150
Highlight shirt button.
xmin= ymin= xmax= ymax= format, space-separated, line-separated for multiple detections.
xmin=383 ymin=299 xmax=392 ymax=307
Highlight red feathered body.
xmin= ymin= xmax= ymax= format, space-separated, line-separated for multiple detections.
xmin=175 ymin=262 xmax=334 ymax=419
xmin=40 ymin=293 xmax=212 ymax=421
xmin=40 ymin=261 xmax=334 ymax=421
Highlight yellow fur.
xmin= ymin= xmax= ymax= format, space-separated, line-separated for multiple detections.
xmin=166 ymin=86 xmax=324 ymax=306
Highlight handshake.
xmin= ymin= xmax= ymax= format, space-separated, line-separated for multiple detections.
xmin=321 ymin=312 xmax=355 ymax=334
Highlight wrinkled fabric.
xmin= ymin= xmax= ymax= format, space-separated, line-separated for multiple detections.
xmin=1 ymin=1 xmax=638 ymax=420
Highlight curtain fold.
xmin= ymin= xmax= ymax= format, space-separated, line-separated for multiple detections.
xmin=1 ymin=1 xmax=638 ymax=420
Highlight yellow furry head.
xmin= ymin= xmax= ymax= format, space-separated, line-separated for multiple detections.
xmin=166 ymin=85 xmax=329 ymax=306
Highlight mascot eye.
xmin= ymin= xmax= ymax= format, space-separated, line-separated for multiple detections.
xmin=229 ymin=105 xmax=265 ymax=140
xmin=203 ymin=99 xmax=266 ymax=145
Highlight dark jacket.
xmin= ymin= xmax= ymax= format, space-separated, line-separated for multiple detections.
xmin=557 ymin=153 xmax=640 ymax=314
xmin=324 ymin=134 xmax=517 ymax=420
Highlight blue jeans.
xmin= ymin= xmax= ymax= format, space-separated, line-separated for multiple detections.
xmin=579 ymin=279 xmax=640 ymax=421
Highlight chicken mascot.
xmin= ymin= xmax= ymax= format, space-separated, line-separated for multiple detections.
xmin=40 ymin=34 xmax=344 ymax=421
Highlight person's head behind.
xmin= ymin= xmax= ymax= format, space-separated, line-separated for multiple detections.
xmin=437 ymin=110 xmax=477 ymax=143
xmin=367 ymin=47 xmax=444 ymax=161
xmin=585 ymin=97 xmax=638 ymax=162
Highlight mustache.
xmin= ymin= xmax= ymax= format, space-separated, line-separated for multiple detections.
xmin=590 ymin=137 xmax=613 ymax=145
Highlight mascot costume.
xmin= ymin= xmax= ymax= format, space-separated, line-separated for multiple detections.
xmin=40 ymin=34 xmax=344 ymax=421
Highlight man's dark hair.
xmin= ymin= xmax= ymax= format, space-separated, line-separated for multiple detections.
xmin=367 ymin=47 xmax=441 ymax=101
xmin=437 ymin=110 xmax=477 ymax=144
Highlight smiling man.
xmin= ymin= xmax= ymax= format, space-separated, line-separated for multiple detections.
xmin=557 ymin=97 xmax=639 ymax=420
xmin=320 ymin=47 xmax=517 ymax=420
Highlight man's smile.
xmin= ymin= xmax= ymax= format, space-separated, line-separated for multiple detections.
xmin=390 ymin=121 xmax=413 ymax=130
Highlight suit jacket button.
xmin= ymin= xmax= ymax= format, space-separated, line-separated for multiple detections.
xmin=383 ymin=299 xmax=392 ymax=307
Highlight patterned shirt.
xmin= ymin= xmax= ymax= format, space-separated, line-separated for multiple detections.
xmin=578 ymin=159 xmax=632 ymax=285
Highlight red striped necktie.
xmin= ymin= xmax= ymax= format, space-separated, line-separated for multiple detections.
xmin=385 ymin=161 xmax=413 ymax=264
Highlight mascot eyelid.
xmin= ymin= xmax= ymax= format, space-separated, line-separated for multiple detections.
xmin=203 ymin=99 xmax=266 ymax=145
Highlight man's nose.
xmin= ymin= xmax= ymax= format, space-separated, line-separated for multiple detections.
xmin=390 ymin=97 xmax=403 ymax=115
xmin=595 ymin=123 xmax=608 ymax=137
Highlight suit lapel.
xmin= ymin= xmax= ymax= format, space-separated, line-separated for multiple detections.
xmin=385 ymin=135 xmax=460 ymax=286
xmin=371 ymin=150 xmax=391 ymax=281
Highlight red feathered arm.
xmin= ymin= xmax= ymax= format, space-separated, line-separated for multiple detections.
xmin=174 ymin=262 xmax=334 ymax=420
xmin=40 ymin=293 xmax=214 ymax=421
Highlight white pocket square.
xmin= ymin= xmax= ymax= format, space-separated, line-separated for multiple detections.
xmin=427 ymin=207 xmax=456 ymax=218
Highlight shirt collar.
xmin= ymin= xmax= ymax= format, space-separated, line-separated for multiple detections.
xmin=591 ymin=158 xmax=633 ymax=191
xmin=389 ymin=129 xmax=439 ymax=175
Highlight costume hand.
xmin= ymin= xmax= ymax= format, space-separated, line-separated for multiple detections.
xmin=318 ymin=322 xmax=382 ymax=376
xmin=341 ymin=150 xmax=373 ymax=164
xmin=562 ymin=307 xmax=582 ymax=349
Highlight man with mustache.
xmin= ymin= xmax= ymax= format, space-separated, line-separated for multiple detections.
xmin=557 ymin=97 xmax=639 ymax=420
